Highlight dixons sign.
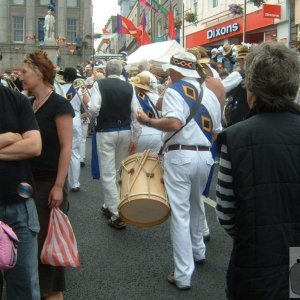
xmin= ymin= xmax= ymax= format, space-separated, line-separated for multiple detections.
xmin=207 ymin=23 xmax=239 ymax=40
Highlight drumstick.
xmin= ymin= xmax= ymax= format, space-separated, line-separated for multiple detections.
xmin=128 ymin=150 xmax=150 ymax=192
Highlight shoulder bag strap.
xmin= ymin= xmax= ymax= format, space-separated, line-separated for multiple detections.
xmin=158 ymin=86 xmax=204 ymax=155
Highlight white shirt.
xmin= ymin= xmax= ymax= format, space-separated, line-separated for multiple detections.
xmin=222 ymin=71 xmax=243 ymax=93
xmin=88 ymin=75 xmax=141 ymax=143
xmin=62 ymin=83 xmax=81 ymax=115
xmin=162 ymin=77 xmax=222 ymax=148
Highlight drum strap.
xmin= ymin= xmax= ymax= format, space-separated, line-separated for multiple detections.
xmin=158 ymin=84 xmax=204 ymax=156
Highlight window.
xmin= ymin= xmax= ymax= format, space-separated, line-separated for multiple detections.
xmin=67 ymin=19 xmax=77 ymax=43
xmin=213 ymin=0 xmax=218 ymax=8
xmin=67 ymin=0 xmax=78 ymax=7
xmin=13 ymin=16 xmax=24 ymax=42
xmin=12 ymin=0 xmax=24 ymax=4
xmin=40 ymin=0 xmax=48 ymax=5
xmin=193 ymin=0 xmax=198 ymax=14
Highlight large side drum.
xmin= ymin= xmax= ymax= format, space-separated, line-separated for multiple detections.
xmin=118 ymin=150 xmax=170 ymax=227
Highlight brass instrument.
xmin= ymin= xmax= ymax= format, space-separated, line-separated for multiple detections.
xmin=72 ymin=78 xmax=91 ymax=97
xmin=72 ymin=78 xmax=94 ymax=122
xmin=2 ymin=74 xmax=20 ymax=92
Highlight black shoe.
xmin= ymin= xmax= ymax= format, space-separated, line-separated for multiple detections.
xmin=108 ymin=217 xmax=126 ymax=230
xmin=101 ymin=206 xmax=113 ymax=219
xmin=195 ymin=259 xmax=206 ymax=266
xmin=204 ymin=234 xmax=210 ymax=243
xmin=70 ymin=187 xmax=80 ymax=192
xmin=167 ymin=271 xmax=191 ymax=290
xmin=80 ymin=162 xmax=85 ymax=168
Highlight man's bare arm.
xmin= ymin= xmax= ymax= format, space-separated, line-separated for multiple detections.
xmin=0 ymin=132 xmax=22 ymax=149
xmin=0 ymin=130 xmax=41 ymax=160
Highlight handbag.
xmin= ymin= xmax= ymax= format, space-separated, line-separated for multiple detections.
xmin=40 ymin=207 xmax=80 ymax=268
xmin=0 ymin=221 xmax=19 ymax=270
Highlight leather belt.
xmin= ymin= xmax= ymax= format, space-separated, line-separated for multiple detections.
xmin=166 ymin=144 xmax=210 ymax=152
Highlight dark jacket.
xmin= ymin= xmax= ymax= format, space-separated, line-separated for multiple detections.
xmin=96 ymin=78 xmax=133 ymax=131
xmin=220 ymin=106 xmax=300 ymax=300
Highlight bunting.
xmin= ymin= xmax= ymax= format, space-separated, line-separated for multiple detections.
xmin=139 ymin=0 xmax=156 ymax=11
xmin=152 ymin=0 xmax=168 ymax=14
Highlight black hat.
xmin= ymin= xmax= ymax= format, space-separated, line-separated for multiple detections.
xmin=58 ymin=67 xmax=83 ymax=80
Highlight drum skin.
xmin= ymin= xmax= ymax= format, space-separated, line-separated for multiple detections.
xmin=118 ymin=151 xmax=170 ymax=227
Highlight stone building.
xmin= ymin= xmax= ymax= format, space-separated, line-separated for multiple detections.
xmin=0 ymin=0 xmax=93 ymax=72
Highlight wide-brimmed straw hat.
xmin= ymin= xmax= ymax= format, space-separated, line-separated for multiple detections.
xmin=186 ymin=47 xmax=213 ymax=78
xmin=58 ymin=67 xmax=83 ymax=80
xmin=222 ymin=43 xmax=233 ymax=57
xmin=236 ymin=44 xmax=252 ymax=59
xmin=162 ymin=52 xmax=200 ymax=78
xmin=131 ymin=73 xmax=154 ymax=92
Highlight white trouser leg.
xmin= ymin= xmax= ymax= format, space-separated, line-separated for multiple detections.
xmin=200 ymin=196 xmax=210 ymax=236
xmin=68 ymin=117 xmax=82 ymax=188
xmin=97 ymin=130 xmax=131 ymax=217
xmin=80 ymin=122 xmax=88 ymax=163
xmin=164 ymin=150 xmax=213 ymax=286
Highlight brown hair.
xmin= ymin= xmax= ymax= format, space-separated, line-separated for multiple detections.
xmin=23 ymin=49 xmax=56 ymax=86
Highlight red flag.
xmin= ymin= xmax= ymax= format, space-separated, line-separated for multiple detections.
xmin=136 ymin=26 xmax=152 ymax=45
xmin=117 ymin=15 xmax=140 ymax=37
xmin=168 ymin=4 xmax=176 ymax=40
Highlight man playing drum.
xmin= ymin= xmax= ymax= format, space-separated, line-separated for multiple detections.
xmin=136 ymin=52 xmax=222 ymax=290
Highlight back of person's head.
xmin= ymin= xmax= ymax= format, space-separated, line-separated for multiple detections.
xmin=23 ymin=50 xmax=56 ymax=86
xmin=245 ymin=41 xmax=300 ymax=112
xmin=138 ymin=59 xmax=150 ymax=72
xmin=105 ymin=59 xmax=122 ymax=77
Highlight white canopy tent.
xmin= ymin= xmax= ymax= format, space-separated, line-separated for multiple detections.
xmin=126 ymin=40 xmax=185 ymax=71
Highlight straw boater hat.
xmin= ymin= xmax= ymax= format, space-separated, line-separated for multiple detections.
xmin=131 ymin=73 xmax=154 ymax=92
xmin=222 ymin=43 xmax=233 ymax=57
xmin=162 ymin=52 xmax=200 ymax=78
xmin=186 ymin=47 xmax=213 ymax=78
xmin=236 ymin=44 xmax=252 ymax=59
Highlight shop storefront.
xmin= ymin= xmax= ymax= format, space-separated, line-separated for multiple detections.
xmin=186 ymin=7 xmax=280 ymax=48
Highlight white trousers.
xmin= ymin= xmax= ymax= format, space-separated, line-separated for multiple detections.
xmin=68 ymin=116 xmax=82 ymax=189
xmin=163 ymin=149 xmax=214 ymax=286
xmin=96 ymin=130 xmax=131 ymax=217
xmin=80 ymin=122 xmax=89 ymax=163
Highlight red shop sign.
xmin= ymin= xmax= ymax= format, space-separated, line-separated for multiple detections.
xmin=263 ymin=4 xmax=281 ymax=19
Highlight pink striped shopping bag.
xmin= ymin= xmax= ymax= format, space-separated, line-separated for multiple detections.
xmin=40 ymin=207 xmax=80 ymax=268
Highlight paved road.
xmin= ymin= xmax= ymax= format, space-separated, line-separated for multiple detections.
xmin=65 ymin=139 xmax=232 ymax=300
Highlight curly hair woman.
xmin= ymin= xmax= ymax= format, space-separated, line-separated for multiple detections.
xmin=20 ymin=50 xmax=74 ymax=300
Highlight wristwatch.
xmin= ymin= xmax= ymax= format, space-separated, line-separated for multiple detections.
xmin=145 ymin=118 xmax=152 ymax=127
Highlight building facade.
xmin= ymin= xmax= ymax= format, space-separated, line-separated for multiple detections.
xmin=0 ymin=0 xmax=93 ymax=72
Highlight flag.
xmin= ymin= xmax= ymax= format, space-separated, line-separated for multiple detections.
xmin=117 ymin=15 xmax=140 ymax=37
xmin=141 ymin=11 xmax=146 ymax=30
xmin=152 ymin=0 xmax=168 ymax=14
xmin=168 ymin=3 xmax=176 ymax=40
xmin=139 ymin=0 xmax=155 ymax=11
xmin=136 ymin=26 xmax=152 ymax=45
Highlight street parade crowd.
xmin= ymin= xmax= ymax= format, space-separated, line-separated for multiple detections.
xmin=0 ymin=40 xmax=300 ymax=300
